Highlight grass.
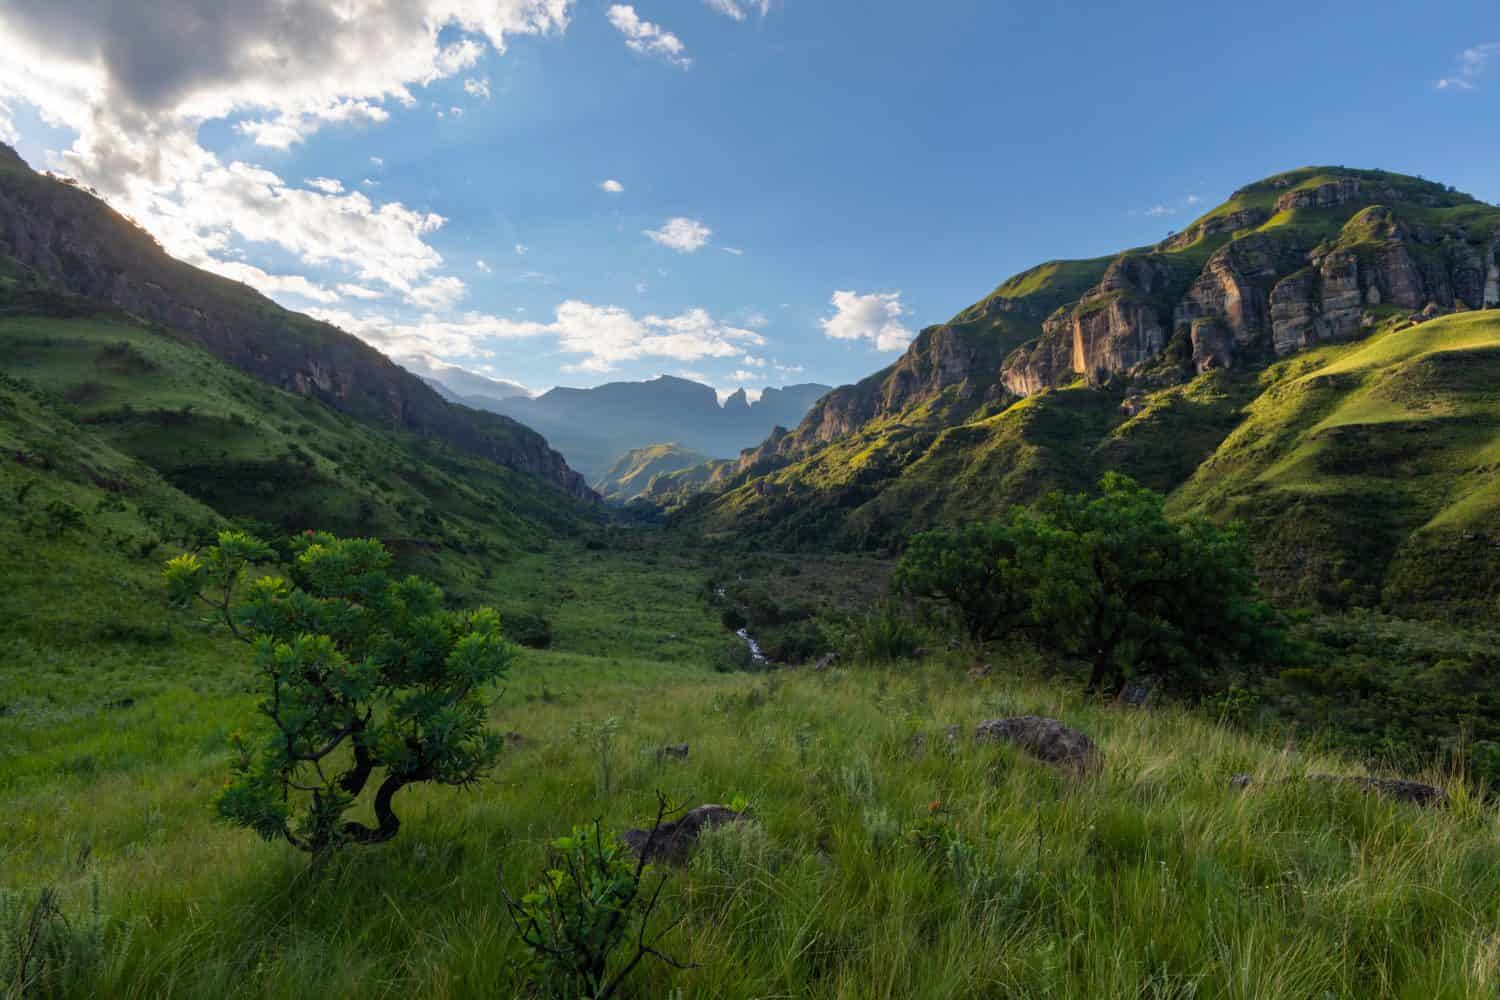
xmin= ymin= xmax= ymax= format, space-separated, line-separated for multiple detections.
xmin=6 ymin=564 xmax=1500 ymax=997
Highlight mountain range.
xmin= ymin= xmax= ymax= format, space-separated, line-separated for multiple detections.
xmin=484 ymin=377 xmax=831 ymax=481
xmin=674 ymin=167 xmax=1500 ymax=618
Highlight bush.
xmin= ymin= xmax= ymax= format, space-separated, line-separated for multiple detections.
xmin=501 ymin=801 xmax=688 ymax=998
xmin=501 ymin=609 xmax=553 ymax=649
xmin=758 ymin=619 xmax=830 ymax=665
xmin=164 ymin=530 xmax=516 ymax=853
xmin=720 ymin=606 xmax=748 ymax=633
xmin=711 ymin=636 xmax=756 ymax=673
xmin=895 ymin=475 xmax=1287 ymax=695
xmin=850 ymin=602 xmax=924 ymax=662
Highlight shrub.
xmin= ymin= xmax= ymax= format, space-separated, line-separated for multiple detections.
xmin=720 ymin=606 xmax=748 ymax=633
xmin=895 ymin=475 xmax=1287 ymax=695
xmin=164 ymin=530 xmax=516 ymax=853
xmin=501 ymin=609 xmax=554 ymax=649
xmin=892 ymin=520 xmax=1031 ymax=642
xmin=849 ymin=602 xmax=924 ymax=662
xmin=758 ymin=619 xmax=830 ymax=665
xmin=501 ymin=800 xmax=689 ymax=999
xmin=711 ymin=636 xmax=756 ymax=674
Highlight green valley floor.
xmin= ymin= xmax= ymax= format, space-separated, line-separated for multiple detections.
xmin=3 ymin=525 xmax=1500 ymax=998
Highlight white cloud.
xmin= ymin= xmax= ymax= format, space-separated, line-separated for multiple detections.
xmin=607 ymin=5 xmax=690 ymax=68
xmin=721 ymin=246 xmax=744 ymax=256
xmin=1145 ymin=204 xmax=1175 ymax=217
xmin=464 ymin=77 xmax=491 ymax=100
xmin=1185 ymin=194 xmax=1202 ymax=206
xmin=601 ymin=178 xmax=624 ymax=193
xmin=238 ymin=98 xmax=389 ymax=150
xmin=1438 ymin=43 xmax=1499 ymax=90
xmin=704 ymin=0 xmax=747 ymax=20
xmin=211 ymin=259 xmax=340 ymax=303
xmin=518 ymin=270 xmax=555 ymax=284
xmin=742 ymin=310 xmax=769 ymax=329
xmin=314 ymin=300 xmax=762 ymax=373
xmin=635 ymin=281 xmax=649 ymax=294
xmin=306 ymin=176 xmax=344 ymax=194
xmin=406 ymin=275 xmax=467 ymax=311
xmin=337 ymin=283 xmax=385 ymax=300
xmin=0 ymin=0 xmax=573 ymax=323
xmin=741 ymin=355 xmax=767 ymax=367
xmin=821 ymin=290 xmax=913 ymax=351
xmin=476 ymin=259 xmax=492 ymax=273
xmin=370 ymin=156 xmax=384 ymax=167
xmin=0 ymin=100 xmax=17 ymax=145
xmin=514 ymin=243 xmax=529 ymax=255
xmin=774 ymin=361 xmax=805 ymax=375
xmin=644 ymin=216 xmax=712 ymax=252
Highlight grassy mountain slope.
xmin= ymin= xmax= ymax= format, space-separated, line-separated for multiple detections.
xmin=679 ymin=167 xmax=1500 ymax=614
xmin=1171 ymin=309 xmax=1500 ymax=614
xmin=0 ymin=145 xmax=592 ymax=500
xmin=595 ymin=442 xmax=712 ymax=502
xmin=0 ymin=293 xmax=595 ymax=602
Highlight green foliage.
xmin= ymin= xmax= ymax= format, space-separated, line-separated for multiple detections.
xmin=710 ymin=636 xmax=756 ymax=674
xmin=898 ymin=476 xmax=1287 ymax=694
xmin=848 ymin=601 xmax=925 ymax=662
xmin=502 ymin=805 xmax=687 ymax=999
xmin=892 ymin=520 xmax=1031 ymax=641
xmin=164 ymin=530 xmax=516 ymax=853
xmin=0 ymin=881 xmax=118 ymax=997
xmin=501 ymin=609 xmax=554 ymax=649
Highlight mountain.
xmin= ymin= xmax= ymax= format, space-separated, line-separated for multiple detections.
xmin=679 ymin=167 xmax=1500 ymax=617
xmin=487 ymin=376 xmax=831 ymax=480
xmin=399 ymin=354 xmax=533 ymax=408
xmin=0 ymin=143 xmax=592 ymax=501
xmin=594 ymin=443 xmax=713 ymax=502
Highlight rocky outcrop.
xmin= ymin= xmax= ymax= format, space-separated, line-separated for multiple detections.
xmin=1159 ymin=207 xmax=1270 ymax=252
xmin=621 ymin=804 xmax=746 ymax=864
xmin=1274 ymin=177 xmax=1363 ymax=213
xmin=0 ymin=145 xmax=594 ymax=501
xmin=976 ymin=716 xmax=1102 ymax=774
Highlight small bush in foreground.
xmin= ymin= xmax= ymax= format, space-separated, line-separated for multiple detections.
xmin=164 ymin=530 xmax=516 ymax=853
xmin=501 ymin=800 xmax=689 ymax=999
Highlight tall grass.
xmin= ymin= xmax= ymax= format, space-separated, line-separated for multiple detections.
xmin=4 ymin=655 xmax=1497 ymax=998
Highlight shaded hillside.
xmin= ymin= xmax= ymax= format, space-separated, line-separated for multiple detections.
xmin=678 ymin=167 xmax=1500 ymax=615
xmin=0 ymin=293 xmax=594 ymax=599
xmin=0 ymin=144 xmax=592 ymax=500
xmin=595 ymin=442 xmax=712 ymax=502
xmin=491 ymin=376 xmax=830 ymax=479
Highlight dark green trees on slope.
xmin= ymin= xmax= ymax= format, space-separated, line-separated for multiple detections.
xmin=166 ymin=531 xmax=515 ymax=853
xmin=895 ymin=476 xmax=1288 ymax=694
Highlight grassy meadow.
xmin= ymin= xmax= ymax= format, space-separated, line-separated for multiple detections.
xmin=4 ymin=513 xmax=1500 ymax=998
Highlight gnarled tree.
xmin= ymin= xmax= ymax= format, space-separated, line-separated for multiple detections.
xmin=165 ymin=530 xmax=515 ymax=853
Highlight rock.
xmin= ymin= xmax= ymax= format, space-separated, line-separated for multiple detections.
xmin=1117 ymin=682 xmax=1154 ymax=708
xmin=975 ymin=716 xmax=1102 ymax=774
xmin=1307 ymin=774 xmax=1447 ymax=808
xmin=1273 ymin=177 xmax=1362 ymax=213
xmin=968 ymin=661 xmax=993 ymax=680
xmin=659 ymin=742 xmax=689 ymax=760
xmin=1229 ymin=773 xmax=1254 ymax=789
xmin=944 ymin=724 xmax=963 ymax=744
xmin=812 ymin=653 xmax=838 ymax=672
xmin=504 ymin=731 xmax=533 ymax=748
xmin=621 ymin=805 xmax=745 ymax=864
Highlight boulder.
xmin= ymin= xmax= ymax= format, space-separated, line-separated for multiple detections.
xmin=1308 ymin=773 xmax=1447 ymax=808
xmin=976 ymin=716 xmax=1102 ymax=774
xmin=621 ymin=805 xmax=745 ymax=864
xmin=658 ymin=742 xmax=690 ymax=760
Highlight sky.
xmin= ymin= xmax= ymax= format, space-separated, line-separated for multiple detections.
xmin=0 ymin=1 xmax=1496 ymax=400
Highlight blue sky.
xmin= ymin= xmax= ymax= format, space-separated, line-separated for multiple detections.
xmin=1 ymin=1 xmax=1496 ymax=398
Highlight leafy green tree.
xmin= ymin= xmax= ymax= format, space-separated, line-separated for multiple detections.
xmin=895 ymin=475 xmax=1286 ymax=694
xmin=164 ymin=530 xmax=515 ymax=853
xmin=892 ymin=519 xmax=1034 ymax=642
xmin=1023 ymin=474 xmax=1285 ymax=694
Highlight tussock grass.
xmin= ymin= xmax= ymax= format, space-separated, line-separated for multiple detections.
xmin=5 ymin=648 xmax=1498 ymax=997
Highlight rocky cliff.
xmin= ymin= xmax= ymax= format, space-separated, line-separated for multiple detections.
xmin=0 ymin=144 xmax=594 ymax=501
xmin=758 ymin=168 xmax=1500 ymax=473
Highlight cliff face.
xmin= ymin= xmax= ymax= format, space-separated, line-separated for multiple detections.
xmin=758 ymin=168 xmax=1500 ymax=474
xmin=0 ymin=146 xmax=594 ymax=500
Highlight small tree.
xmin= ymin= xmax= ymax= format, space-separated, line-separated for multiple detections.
xmin=894 ymin=475 xmax=1286 ymax=695
xmin=892 ymin=519 xmax=1033 ymax=642
xmin=1022 ymin=474 xmax=1285 ymax=693
xmin=165 ymin=530 xmax=515 ymax=853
